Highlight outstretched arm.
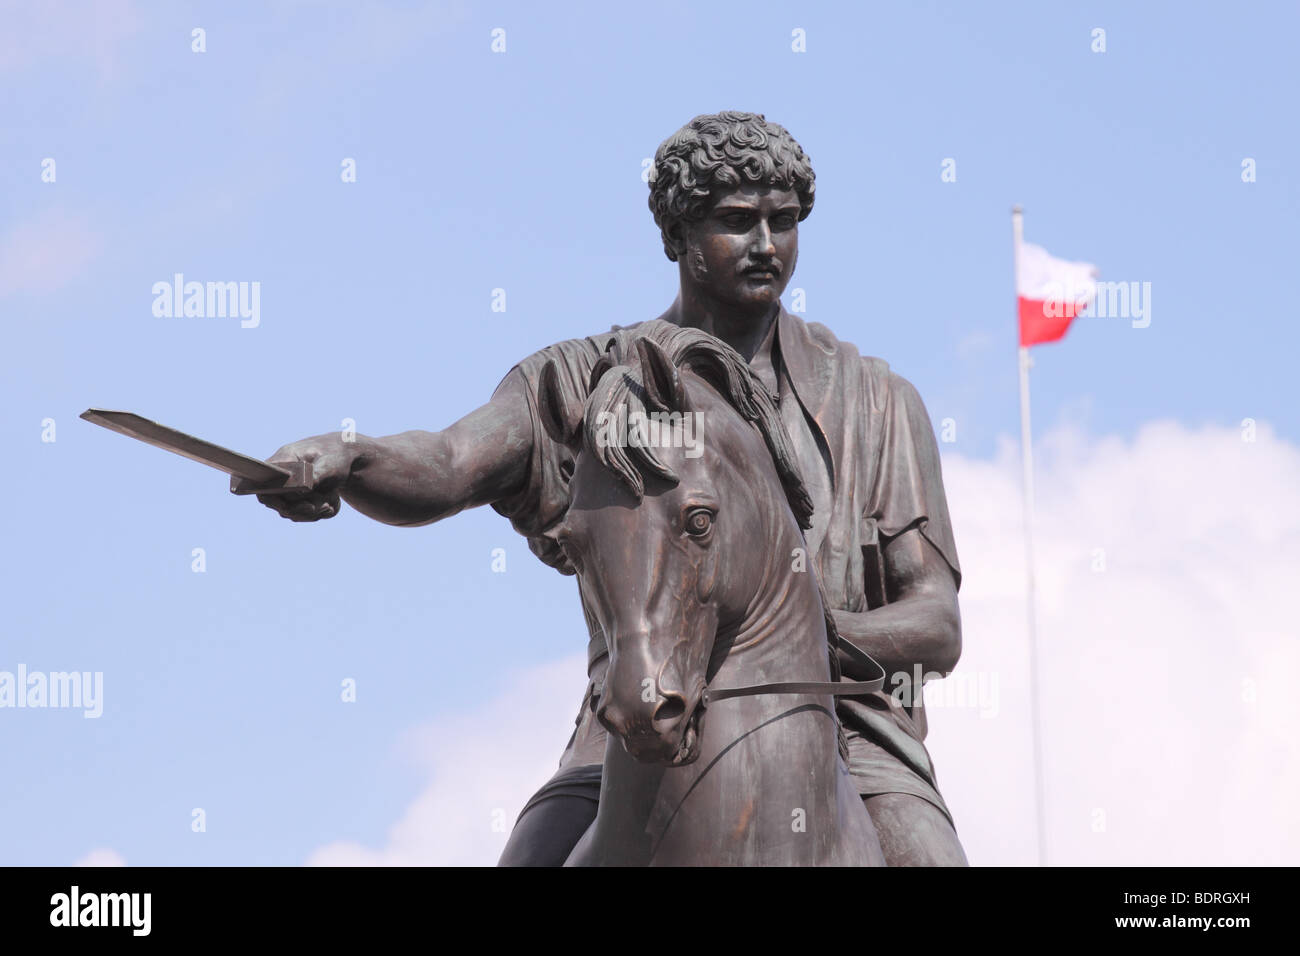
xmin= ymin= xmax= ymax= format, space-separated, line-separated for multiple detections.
xmin=256 ymin=372 xmax=533 ymax=526
xmin=832 ymin=525 xmax=962 ymax=682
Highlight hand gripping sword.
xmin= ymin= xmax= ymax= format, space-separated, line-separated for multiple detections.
xmin=80 ymin=409 xmax=313 ymax=496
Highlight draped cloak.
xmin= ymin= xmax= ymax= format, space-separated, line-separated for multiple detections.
xmin=491 ymin=308 xmax=963 ymax=823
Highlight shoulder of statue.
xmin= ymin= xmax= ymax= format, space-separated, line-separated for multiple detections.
xmin=857 ymin=356 xmax=929 ymax=426
xmin=790 ymin=312 xmax=884 ymax=374
xmin=881 ymin=365 xmax=926 ymax=405
xmin=778 ymin=310 xmax=901 ymax=416
xmin=877 ymin=367 xmax=941 ymax=443
xmin=784 ymin=311 xmax=841 ymax=356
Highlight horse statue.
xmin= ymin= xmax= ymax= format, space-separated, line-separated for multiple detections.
xmin=535 ymin=324 xmax=888 ymax=866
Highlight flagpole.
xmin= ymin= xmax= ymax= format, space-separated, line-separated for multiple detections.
xmin=1013 ymin=205 xmax=1048 ymax=867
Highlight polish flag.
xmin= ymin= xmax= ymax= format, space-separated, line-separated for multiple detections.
xmin=1017 ymin=242 xmax=1099 ymax=346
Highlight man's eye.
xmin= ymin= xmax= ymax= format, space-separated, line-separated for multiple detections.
xmin=684 ymin=509 xmax=714 ymax=537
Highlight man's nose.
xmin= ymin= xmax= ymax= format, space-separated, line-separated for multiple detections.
xmin=751 ymin=220 xmax=775 ymax=257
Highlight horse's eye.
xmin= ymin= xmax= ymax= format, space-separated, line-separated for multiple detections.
xmin=684 ymin=508 xmax=714 ymax=537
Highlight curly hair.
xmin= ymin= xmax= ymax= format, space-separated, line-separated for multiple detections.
xmin=648 ymin=111 xmax=816 ymax=262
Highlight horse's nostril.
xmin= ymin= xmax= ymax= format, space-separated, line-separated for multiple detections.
xmin=654 ymin=696 xmax=686 ymax=723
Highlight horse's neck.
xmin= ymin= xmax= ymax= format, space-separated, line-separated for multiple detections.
xmin=720 ymin=514 xmax=831 ymax=686
xmin=588 ymin=519 xmax=847 ymax=865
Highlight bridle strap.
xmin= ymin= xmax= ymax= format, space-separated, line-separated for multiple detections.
xmin=587 ymin=628 xmax=889 ymax=709
xmin=700 ymin=634 xmax=886 ymax=706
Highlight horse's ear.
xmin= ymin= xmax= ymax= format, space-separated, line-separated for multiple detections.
xmin=588 ymin=353 xmax=616 ymax=393
xmin=589 ymin=337 xmax=624 ymax=391
xmin=538 ymin=359 xmax=582 ymax=448
xmin=636 ymin=337 xmax=685 ymax=412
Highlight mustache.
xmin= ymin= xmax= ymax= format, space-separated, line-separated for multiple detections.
xmin=740 ymin=259 xmax=782 ymax=274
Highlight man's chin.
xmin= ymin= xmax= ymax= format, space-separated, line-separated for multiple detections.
xmin=721 ymin=287 xmax=783 ymax=316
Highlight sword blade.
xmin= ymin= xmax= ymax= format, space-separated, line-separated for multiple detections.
xmin=80 ymin=409 xmax=311 ymax=494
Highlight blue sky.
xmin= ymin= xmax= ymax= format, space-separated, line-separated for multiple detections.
xmin=2 ymin=0 xmax=1296 ymax=865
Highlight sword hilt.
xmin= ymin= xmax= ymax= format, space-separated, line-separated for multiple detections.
xmin=230 ymin=459 xmax=314 ymax=496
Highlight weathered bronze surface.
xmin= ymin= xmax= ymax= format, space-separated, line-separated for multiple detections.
xmin=248 ymin=112 xmax=968 ymax=866
xmin=80 ymin=409 xmax=313 ymax=495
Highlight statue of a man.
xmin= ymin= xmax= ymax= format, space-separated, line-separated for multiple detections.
xmin=259 ymin=112 xmax=968 ymax=866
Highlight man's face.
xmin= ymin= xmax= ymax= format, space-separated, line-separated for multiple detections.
xmin=680 ymin=185 xmax=801 ymax=315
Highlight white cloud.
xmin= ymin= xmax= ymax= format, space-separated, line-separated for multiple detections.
xmin=308 ymin=418 xmax=1300 ymax=866
xmin=306 ymin=654 xmax=587 ymax=866
xmin=926 ymin=417 xmax=1300 ymax=865
xmin=74 ymin=848 xmax=126 ymax=867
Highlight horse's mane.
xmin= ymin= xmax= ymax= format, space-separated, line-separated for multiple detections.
xmin=581 ymin=322 xmax=815 ymax=531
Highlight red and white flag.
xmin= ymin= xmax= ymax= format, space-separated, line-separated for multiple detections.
xmin=1017 ymin=242 xmax=1099 ymax=346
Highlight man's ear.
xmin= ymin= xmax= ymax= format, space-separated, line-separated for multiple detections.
xmin=538 ymin=360 xmax=582 ymax=448
xmin=664 ymin=221 xmax=688 ymax=261
xmin=636 ymin=337 xmax=686 ymax=413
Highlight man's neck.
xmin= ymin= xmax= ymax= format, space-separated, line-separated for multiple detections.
xmin=655 ymin=294 xmax=781 ymax=396
xmin=655 ymin=294 xmax=780 ymax=364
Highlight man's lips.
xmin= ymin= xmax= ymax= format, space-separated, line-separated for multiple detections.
xmin=742 ymin=264 xmax=780 ymax=279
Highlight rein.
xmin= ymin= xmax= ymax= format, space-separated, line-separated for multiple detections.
xmin=700 ymin=633 xmax=884 ymax=706
xmin=702 ymin=574 xmax=887 ymax=707
xmin=587 ymin=632 xmax=884 ymax=716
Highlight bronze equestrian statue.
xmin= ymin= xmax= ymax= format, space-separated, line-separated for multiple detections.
xmin=255 ymin=112 xmax=969 ymax=866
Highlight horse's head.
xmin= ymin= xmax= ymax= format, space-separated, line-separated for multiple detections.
xmin=537 ymin=329 xmax=813 ymax=766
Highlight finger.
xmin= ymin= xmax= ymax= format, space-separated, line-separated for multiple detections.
xmin=257 ymin=491 xmax=321 ymax=520
xmin=288 ymin=490 xmax=345 ymax=522
xmin=255 ymin=485 xmax=339 ymax=521
xmin=318 ymin=490 xmax=341 ymax=519
xmin=285 ymin=494 xmax=327 ymax=520
xmin=256 ymin=493 xmax=296 ymax=517
xmin=257 ymin=491 xmax=304 ymax=516
xmin=290 ymin=500 xmax=336 ymax=521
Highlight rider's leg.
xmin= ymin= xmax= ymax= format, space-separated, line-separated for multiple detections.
xmin=498 ymin=782 xmax=599 ymax=866
xmin=499 ymin=660 xmax=609 ymax=866
xmin=841 ymin=716 xmax=968 ymax=866
xmin=862 ymin=791 xmax=969 ymax=866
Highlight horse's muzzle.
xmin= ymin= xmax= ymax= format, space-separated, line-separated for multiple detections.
xmin=597 ymin=689 xmax=706 ymax=766
xmin=597 ymin=640 xmax=709 ymax=764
